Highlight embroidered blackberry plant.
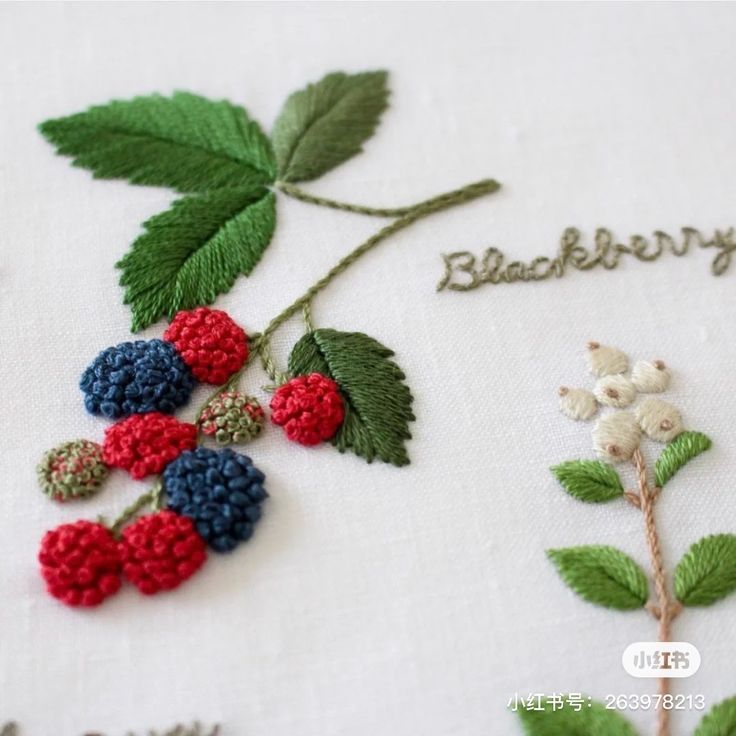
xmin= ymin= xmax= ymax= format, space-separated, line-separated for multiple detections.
xmin=516 ymin=343 xmax=736 ymax=736
xmin=35 ymin=71 xmax=502 ymax=610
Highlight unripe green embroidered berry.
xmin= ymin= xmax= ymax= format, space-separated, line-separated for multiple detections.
xmin=198 ymin=392 xmax=265 ymax=445
xmin=37 ymin=439 xmax=109 ymax=501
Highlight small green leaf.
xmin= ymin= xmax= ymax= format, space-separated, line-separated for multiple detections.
xmin=654 ymin=430 xmax=712 ymax=487
xmin=40 ymin=92 xmax=276 ymax=192
xmin=272 ymin=70 xmax=389 ymax=182
xmin=288 ymin=328 xmax=414 ymax=466
xmin=547 ymin=546 xmax=648 ymax=610
xmin=694 ymin=695 xmax=736 ymax=735
xmin=517 ymin=697 xmax=638 ymax=735
xmin=674 ymin=534 xmax=736 ymax=606
xmin=551 ymin=460 xmax=624 ymax=503
xmin=118 ymin=186 xmax=276 ymax=331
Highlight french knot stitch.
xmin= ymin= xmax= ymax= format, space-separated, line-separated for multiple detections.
xmin=119 ymin=510 xmax=207 ymax=595
xmin=103 ymin=413 xmax=198 ymax=479
xmin=198 ymin=391 xmax=265 ymax=445
xmin=38 ymin=520 xmax=122 ymax=607
xmin=80 ymin=339 xmax=196 ymax=419
xmin=163 ymin=307 xmax=248 ymax=385
xmin=163 ymin=447 xmax=268 ymax=553
xmin=37 ymin=439 xmax=109 ymax=501
xmin=270 ymin=372 xmax=345 ymax=446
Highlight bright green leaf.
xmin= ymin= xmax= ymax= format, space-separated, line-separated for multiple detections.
xmin=674 ymin=534 xmax=736 ymax=606
xmin=547 ymin=546 xmax=649 ymax=611
xmin=118 ymin=186 xmax=276 ymax=331
xmin=288 ymin=329 xmax=414 ymax=466
xmin=40 ymin=92 xmax=276 ymax=192
xmin=654 ymin=430 xmax=712 ymax=487
xmin=551 ymin=460 xmax=624 ymax=503
xmin=517 ymin=698 xmax=638 ymax=736
xmin=272 ymin=70 xmax=389 ymax=182
xmin=694 ymin=695 xmax=736 ymax=735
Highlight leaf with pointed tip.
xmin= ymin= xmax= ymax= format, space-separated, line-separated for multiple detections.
xmin=551 ymin=460 xmax=624 ymax=503
xmin=288 ymin=328 xmax=414 ymax=466
xmin=118 ymin=186 xmax=276 ymax=331
xmin=654 ymin=431 xmax=712 ymax=487
xmin=547 ymin=545 xmax=648 ymax=610
xmin=272 ymin=70 xmax=389 ymax=182
xmin=39 ymin=92 xmax=276 ymax=192
xmin=694 ymin=696 xmax=736 ymax=735
xmin=674 ymin=534 xmax=736 ymax=606
xmin=517 ymin=698 xmax=638 ymax=736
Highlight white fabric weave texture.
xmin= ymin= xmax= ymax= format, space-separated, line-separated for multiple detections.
xmin=1 ymin=3 xmax=736 ymax=734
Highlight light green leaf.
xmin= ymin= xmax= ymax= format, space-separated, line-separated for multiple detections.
xmin=694 ymin=695 xmax=736 ymax=735
xmin=40 ymin=92 xmax=276 ymax=192
xmin=674 ymin=534 xmax=736 ymax=606
xmin=272 ymin=70 xmax=389 ymax=182
xmin=547 ymin=546 xmax=649 ymax=611
xmin=551 ymin=460 xmax=624 ymax=503
xmin=118 ymin=187 xmax=276 ymax=331
xmin=654 ymin=431 xmax=712 ymax=487
xmin=517 ymin=697 xmax=638 ymax=736
xmin=288 ymin=329 xmax=414 ymax=466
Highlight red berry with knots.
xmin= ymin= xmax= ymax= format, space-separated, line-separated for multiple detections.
xmin=103 ymin=413 xmax=198 ymax=479
xmin=119 ymin=511 xmax=207 ymax=595
xmin=270 ymin=372 xmax=345 ymax=445
xmin=39 ymin=520 xmax=122 ymax=607
xmin=163 ymin=307 xmax=248 ymax=384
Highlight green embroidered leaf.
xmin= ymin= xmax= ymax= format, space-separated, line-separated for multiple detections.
xmin=694 ymin=695 xmax=736 ymax=735
xmin=272 ymin=70 xmax=389 ymax=182
xmin=674 ymin=534 xmax=736 ymax=606
xmin=551 ymin=460 xmax=624 ymax=503
xmin=517 ymin=698 xmax=638 ymax=736
xmin=288 ymin=328 xmax=415 ymax=466
xmin=547 ymin=546 xmax=648 ymax=610
xmin=118 ymin=186 xmax=276 ymax=331
xmin=654 ymin=430 xmax=712 ymax=487
xmin=39 ymin=92 xmax=276 ymax=193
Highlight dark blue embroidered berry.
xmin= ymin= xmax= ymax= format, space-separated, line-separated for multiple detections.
xmin=80 ymin=339 xmax=196 ymax=419
xmin=163 ymin=447 xmax=267 ymax=553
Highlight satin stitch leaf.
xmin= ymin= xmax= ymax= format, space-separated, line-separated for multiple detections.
xmin=551 ymin=460 xmax=624 ymax=503
xmin=517 ymin=698 xmax=638 ymax=736
xmin=654 ymin=430 xmax=712 ymax=487
xmin=674 ymin=534 xmax=736 ymax=606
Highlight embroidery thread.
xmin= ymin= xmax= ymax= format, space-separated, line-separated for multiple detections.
xmin=516 ymin=343 xmax=736 ymax=736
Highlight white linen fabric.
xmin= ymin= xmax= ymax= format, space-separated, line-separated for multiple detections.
xmin=1 ymin=2 xmax=735 ymax=734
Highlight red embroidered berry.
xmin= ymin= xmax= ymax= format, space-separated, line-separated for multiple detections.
xmin=270 ymin=372 xmax=345 ymax=446
xmin=39 ymin=520 xmax=122 ymax=607
xmin=103 ymin=413 xmax=198 ymax=480
xmin=119 ymin=511 xmax=207 ymax=595
xmin=163 ymin=307 xmax=248 ymax=384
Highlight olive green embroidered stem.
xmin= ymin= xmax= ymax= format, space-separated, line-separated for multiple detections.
xmin=632 ymin=448 xmax=681 ymax=736
xmin=107 ymin=480 xmax=164 ymax=537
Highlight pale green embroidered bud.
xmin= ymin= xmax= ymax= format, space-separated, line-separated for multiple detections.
xmin=586 ymin=342 xmax=629 ymax=377
xmin=558 ymin=387 xmax=597 ymax=421
xmin=594 ymin=375 xmax=637 ymax=408
xmin=635 ymin=398 xmax=683 ymax=442
xmin=198 ymin=392 xmax=266 ymax=445
xmin=631 ymin=360 xmax=671 ymax=393
xmin=37 ymin=439 xmax=109 ymax=501
xmin=593 ymin=412 xmax=641 ymax=462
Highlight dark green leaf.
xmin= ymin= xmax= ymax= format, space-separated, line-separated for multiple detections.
xmin=551 ymin=460 xmax=624 ymax=503
xmin=654 ymin=430 xmax=712 ymax=487
xmin=40 ymin=92 xmax=276 ymax=192
xmin=547 ymin=546 xmax=648 ymax=610
xmin=694 ymin=695 xmax=736 ymax=735
xmin=288 ymin=328 xmax=414 ymax=466
xmin=674 ymin=534 xmax=736 ymax=606
xmin=517 ymin=698 xmax=638 ymax=736
xmin=118 ymin=186 xmax=276 ymax=331
xmin=272 ymin=70 xmax=389 ymax=182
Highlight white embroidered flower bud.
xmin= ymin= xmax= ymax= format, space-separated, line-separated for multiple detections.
xmin=593 ymin=412 xmax=641 ymax=462
xmin=558 ymin=387 xmax=598 ymax=421
xmin=585 ymin=341 xmax=629 ymax=377
xmin=635 ymin=398 xmax=683 ymax=442
xmin=594 ymin=375 xmax=637 ymax=408
xmin=631 ymin=360 xmax=671 ymax=393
